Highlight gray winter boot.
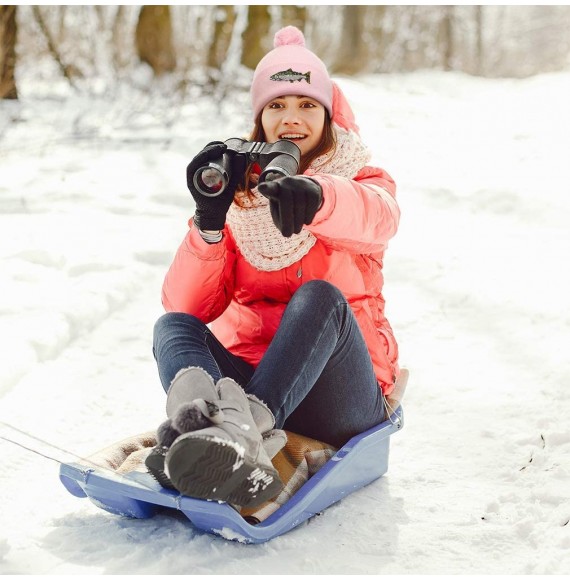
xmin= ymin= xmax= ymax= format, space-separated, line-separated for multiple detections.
xmin=244 ymin=392 xmax=287 ymax=460
xmin=160 ymin=367 xmax=284 ymax=508
xmin=163 ymin=367 xmax=287 ymax=459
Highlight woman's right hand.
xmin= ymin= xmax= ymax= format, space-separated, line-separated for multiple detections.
xmin=186 ymin=142 xmax=243 ymax=231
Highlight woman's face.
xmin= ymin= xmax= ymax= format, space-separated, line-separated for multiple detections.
xmin=261 ymin=95 xmax=326 ymax=157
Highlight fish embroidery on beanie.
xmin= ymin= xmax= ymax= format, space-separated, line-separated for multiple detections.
xmin=270 ymin=68 xmax=311 ymax=84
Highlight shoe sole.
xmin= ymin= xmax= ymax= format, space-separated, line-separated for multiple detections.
xmin=145 ymin=446 xmax=176 ymax=490
xmin=166 ymin=434 xmax=283 ymax=508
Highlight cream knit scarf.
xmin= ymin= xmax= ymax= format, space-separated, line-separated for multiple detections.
xmin=226 ymin=126 xmax=371 ymax=272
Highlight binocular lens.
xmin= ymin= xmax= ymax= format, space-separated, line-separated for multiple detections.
xmin=195 ymin=167 xmax=226 ymax=196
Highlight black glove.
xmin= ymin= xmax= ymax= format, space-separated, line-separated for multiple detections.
xmin=257 ymin=176 xmax=323 ymax=238
xmin=186 ymin=142 xmax=245 ymax=231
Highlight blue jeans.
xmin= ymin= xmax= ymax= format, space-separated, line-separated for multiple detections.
xmin=153 ymin=280 xmax=386 ymax=448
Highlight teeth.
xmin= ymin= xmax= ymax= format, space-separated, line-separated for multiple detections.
xmin=280 ymin=134 xmax=306 ymax=139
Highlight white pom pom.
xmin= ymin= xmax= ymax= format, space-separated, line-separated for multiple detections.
xmin=274 ymin=26 xmax=306 ymax=48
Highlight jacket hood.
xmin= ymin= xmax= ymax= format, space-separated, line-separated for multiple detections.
xmin=331 ymin=82 xmax=361 ymax=135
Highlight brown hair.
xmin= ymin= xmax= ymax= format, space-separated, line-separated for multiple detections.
xmin=236 ymin=108 xmax=337 ymax=199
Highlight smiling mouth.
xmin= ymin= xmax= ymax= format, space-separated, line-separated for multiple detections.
xmin=279 ymin=133 xmax=307 ymax=141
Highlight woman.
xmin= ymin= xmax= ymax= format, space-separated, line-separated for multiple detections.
xmin=146 ymin=26 xmax=401 ymax=509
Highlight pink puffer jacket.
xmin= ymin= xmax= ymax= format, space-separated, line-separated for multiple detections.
xmin=162 ymin=85 xmax=401 ymax=394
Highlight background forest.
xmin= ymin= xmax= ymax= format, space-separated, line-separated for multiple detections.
xmin=2 ymin=4 xmax=570 ymax=101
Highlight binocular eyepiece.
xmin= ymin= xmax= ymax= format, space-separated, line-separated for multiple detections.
xmin=193 ymin=138 xmax=301 ymax=197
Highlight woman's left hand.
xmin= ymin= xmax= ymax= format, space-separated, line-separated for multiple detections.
xmin=258 ymin=176 xmax=323 ymax=238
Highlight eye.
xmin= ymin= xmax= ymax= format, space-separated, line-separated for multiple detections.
xmin=300 ymin=101 xmax=318 ymax=109
xmin=267 ymin=101 xmax=284 ymax=109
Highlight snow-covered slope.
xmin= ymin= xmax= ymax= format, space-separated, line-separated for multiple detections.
xmin=0 ymin=70 xmax=569 ymax=574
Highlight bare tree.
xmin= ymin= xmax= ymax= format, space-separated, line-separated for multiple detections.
xmin=1 ymin=5 xmax=18 ymax=99
xmin=135 ymin=5 xmax=176 ymax=75
xmin=281 ymin=5 xmax=307 ymax=31
xmin=207 ymin=6 xmax=236 ymax=71
xmin=366 ymin=5 xmax=388 ymax=68
xmin=32 ymin=6 xmax=81 ymax=86
xmin=475 ymin=6 xmax=484 ymax=75
xmin=9 ymin=5 xmax=570 ymax=87
xmin=241 ymin=5 xmax=271 ymax=70
xmin=331 ymin=6 xmax=368 ymax=75
xmin=441 ymin=6 xmax=455 ymax=71
xmin=111 ymin=6 xmax=128 ymax=71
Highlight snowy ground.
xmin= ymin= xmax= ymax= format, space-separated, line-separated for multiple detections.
xmin=0 ymin=68 xmax=569 ymax=574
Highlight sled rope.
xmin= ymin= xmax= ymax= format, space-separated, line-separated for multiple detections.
xmin=0 ymin=419 xmax=112 ymax=471
xmin=382 ymin=395 xmax=401 ymax=427
xmin=0 ymin=420 xmax=157 ymax=490
xmin=0 ymin=433 xmax=72 ymax=466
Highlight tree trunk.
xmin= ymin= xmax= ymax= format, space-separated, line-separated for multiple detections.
xmin=0 ymin=5 xmax=18 ymax=99
xmin=207 ymin=6 xmax=236 ymax=70
xmin=135 ymin=5 xmax=176 ymax=75
xmin=331 ymin=6 xmax=368 ymax=75
xmin=475 ymin=6 xmax=484 ymax=75
xmin=368 ymin=5 xmax=388 ymax=71
xmin=111 ymin=6 xmax=129 ymax=71
xmin=32 ymin=6 xmax=81 ymax=86
xmin=281 ymin=5 xmax=307 ymax=32
xmin=441 ymin=6 xmax=455 ymax=71
xmin=241 ymin=5 xmax=271 ymax=70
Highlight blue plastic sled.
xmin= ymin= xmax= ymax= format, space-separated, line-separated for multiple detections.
xmin=59 ymin=406 xmax=403 ymax=543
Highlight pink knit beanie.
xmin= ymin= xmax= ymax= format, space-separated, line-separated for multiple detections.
xmin=251 ymin=26 xmax=333 ymax=119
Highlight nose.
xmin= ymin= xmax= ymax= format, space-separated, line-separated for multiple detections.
xmin=282 ymin=109 xmax=301 ymax=125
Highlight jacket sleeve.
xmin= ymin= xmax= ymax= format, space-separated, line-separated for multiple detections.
xmin=161 ymin=220 xmax=236 ymax=322
xmin=306 ymin=166 xmax=399 ymax=253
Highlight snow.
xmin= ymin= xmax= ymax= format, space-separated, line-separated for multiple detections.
xmin=1 ymin=69 xmax=569 ymax=574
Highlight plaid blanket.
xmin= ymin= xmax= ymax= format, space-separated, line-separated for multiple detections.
xmin=82 ymin=369 xmax=408 ymax=523
xmin=82 ymin=429 xmax=336 ymax=523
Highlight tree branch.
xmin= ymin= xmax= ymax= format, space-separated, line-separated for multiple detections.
xmin=32 ymin=5 xmax=81 ymax=88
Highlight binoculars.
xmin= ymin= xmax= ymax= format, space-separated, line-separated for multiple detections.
xmin=192 ymin=138 xmax=301 ymax=197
